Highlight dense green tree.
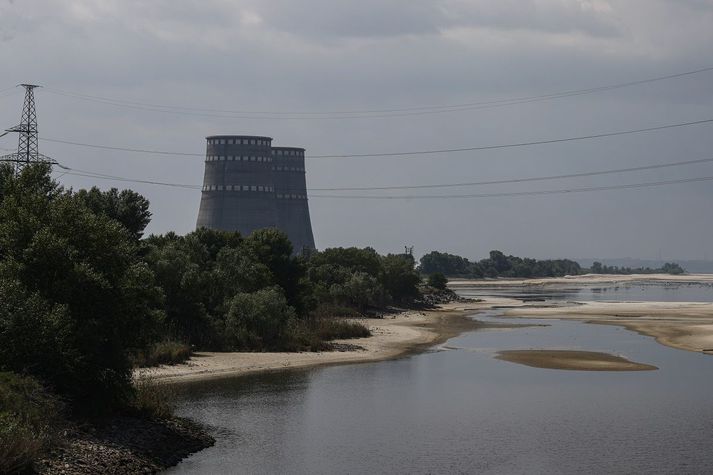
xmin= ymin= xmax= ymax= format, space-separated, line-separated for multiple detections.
xmin=75 ymin=187 xmax=151 ymax=240
xmin=329 ymin=272 xmax=381 ymax=312
xmin=419 ymin=251 xmax=472 ymax=276
xmin=427 ymin=272 xmax=448 ymax=290
xmin=225 ymin=288 xmax=297 ymax=350
xmin=381 ymin=254 xmax=421 ymax=304
xmin=0 ymin=164 xmax=162 ymax=412
xmin=243 ymin=228 xmax=307 ymax=313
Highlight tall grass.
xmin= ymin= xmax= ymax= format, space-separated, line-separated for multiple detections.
xmin=131 ymin=375 xmax=176 ymax=420
xmin=313 ymin=318 xmax=371 ymax=341
xmin=131 ymin=341 xmax=192 ymax=368
xmin=0 ymin=372 xmax=63 ymax=474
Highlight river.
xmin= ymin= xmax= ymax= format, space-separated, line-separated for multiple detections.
xmin=169 ymin=282 xmax=713 ymax=474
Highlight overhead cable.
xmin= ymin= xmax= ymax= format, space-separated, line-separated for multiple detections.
xmin=39 ymin=117 xmax=713 ymax=160
xmin=41 ymin=65 xmax=713 ymax=119
xmin=51 ymin=156 xmax=713 ymax=195
xmin=310 ymin=176 xmax=713 ymax=199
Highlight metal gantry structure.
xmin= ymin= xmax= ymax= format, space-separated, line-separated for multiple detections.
xmin=1 ymin=84 xmax=52 ymax=173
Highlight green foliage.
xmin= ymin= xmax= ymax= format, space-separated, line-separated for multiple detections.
xmin=0 ymin=164 xmax=163 ymax=413
xmin=419 ymin=250 xmax=582 ymax=278
xmin=306 ymin=247 xmax=421 ymax=311
xmin=589 ymin=261 xmax=686 ymax=275
xmin=242 ymin=228 xmax=308 ymax=313
xmin=427 ymin=272 xmax=448 ymax=290
xmin=381 ymin=254 xmax=422 ymax=304
xmin=0 ymin=372 xmax=63 ymax=474
xmin=312 ymin=318 xmax=371 ymax=340
xmin=225 ymin=288 xmax=297 ymax=351
xmin=419 ymin=251 xmax=475 ymax=276
xmin=143 ymin=227 xmax=308 ymax=349
xmin=131 ymin=341 xmax=192 ymax=368
xmin=75 ymin=186 xmax=151 ymax=240
xmin=661 ymin=262 xmax=685 ymax=275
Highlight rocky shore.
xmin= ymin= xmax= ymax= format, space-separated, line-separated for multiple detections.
xmin=36 ymin=416 xmax=214 ymax=474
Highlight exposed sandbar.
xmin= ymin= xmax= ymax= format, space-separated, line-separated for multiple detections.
xmin=495 ymin=350 xmax=658 ymax=371
xmin=504 ymin=301 xmax=713 ymax=354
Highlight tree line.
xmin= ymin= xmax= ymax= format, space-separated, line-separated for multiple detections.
xmin=419 ymin=250 xmax=685 ymax=278
xmin=419 ymin=250 xmax=583 ymax=278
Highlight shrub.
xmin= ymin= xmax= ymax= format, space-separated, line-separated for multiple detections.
xmin=427 ymin=272 xmax=448 ymax=290
xmin=131 ymin=341 xmax=192 ymax=368
xmin=0 ymin=372 xmax=63 ymax=474
xmin=310 ymin=303 xmax=364 ymax=319
xmin=313 ymin=319 xmax=371 ymax=341
xmin=225 ymin=288 xmax=297 ymax=351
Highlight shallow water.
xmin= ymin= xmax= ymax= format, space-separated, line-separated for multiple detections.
xmin=169 ymin=284 xmax=713 ymax=474
xmin=457 ymin=280 xmax=713 ymax=302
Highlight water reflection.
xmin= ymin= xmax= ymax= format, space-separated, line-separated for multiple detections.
xmin=169 ymin=284 xmax=713 ymax=474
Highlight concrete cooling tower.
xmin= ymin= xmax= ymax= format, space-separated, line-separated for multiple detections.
xmin=272 ymin=147 xmax=315 ymax=253
xmin=196 ymin=135 xmax=316 ymax=253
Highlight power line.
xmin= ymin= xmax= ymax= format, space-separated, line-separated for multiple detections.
xmin=42 ymin=137 xmax=203 ymax=158
xmin=308 ymin=118 xmax=713 ymax=159
xmin=310 ymin=175 xmax=713 ymax=199
xmin=51 ymin=155 xmax=713 ymax=195
xmin=41 ymin=65 xmax=713 ymax=119
xmin=309 ymin=157 xmax=713 ymax=191
xmin=40 ymin=117 xmax=713 ymax=160
xmin=55 ymin=166 xmax=713 ymax=199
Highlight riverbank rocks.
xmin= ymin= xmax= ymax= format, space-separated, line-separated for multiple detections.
xmin=36 ymin=416 xmax=214 ymax=474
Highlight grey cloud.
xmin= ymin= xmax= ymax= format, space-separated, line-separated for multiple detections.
xmin=249 ymin=0 xmax=621 ymax=40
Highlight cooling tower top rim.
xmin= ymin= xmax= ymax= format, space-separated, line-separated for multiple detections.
xmin=272 ymin=146 xmax=306 ymax=152
xmin=206 ymin=134 xmax=273 ymax=141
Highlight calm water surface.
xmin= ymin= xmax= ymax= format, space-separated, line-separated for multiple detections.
xmin=169 ymin=283 xmax=713 ymax=474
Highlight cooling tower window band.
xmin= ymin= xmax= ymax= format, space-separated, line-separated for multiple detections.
xmin=201 ymin=185 xmax=275 ymax=192
xmin=272 ymin=166 xmax=306 ymax=172
xmin=276 ymin=194 xmax=307 ymax=200
xmin=205 ymin=155 xmax=273 ymax=162
xmin=207 ymin=139 xmax=271 ymax=145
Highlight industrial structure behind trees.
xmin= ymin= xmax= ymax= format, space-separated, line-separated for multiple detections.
xmin=196 ymin=135 xmax=316 ymax=253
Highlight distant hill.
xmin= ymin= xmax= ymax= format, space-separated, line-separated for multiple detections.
xmin=575 ymin=258 xmax=713 ymax=274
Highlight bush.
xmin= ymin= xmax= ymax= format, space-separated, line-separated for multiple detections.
xmin=0 ymin=372 xmax=63 ymax=474
xmin=225 ymin=288 xmax=297 ymax=351
xmin=131 ymin=341 xmax=192 ymax=368
xmin=313 ymin=319 xmax=371 ymax=341
xmin=427 ymin=272 xmax=448 ymax=290
xmin=310 ymin=303 xmax=364 ymax=319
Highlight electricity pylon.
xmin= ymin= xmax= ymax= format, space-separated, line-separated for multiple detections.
xmin=1 ymin=84 xmax=53 ymax=173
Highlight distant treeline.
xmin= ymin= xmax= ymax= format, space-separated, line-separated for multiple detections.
xmin=419 ymin=250 xmax=685 ymax=278
xmin=419 ymin=250 xmax=582 ymax=278
xmin=589 ymin=261 xmax=685 ymax=275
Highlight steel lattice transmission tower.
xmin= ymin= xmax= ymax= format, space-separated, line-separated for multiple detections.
xmin=1 ymin=84 xmax=52 ymax=173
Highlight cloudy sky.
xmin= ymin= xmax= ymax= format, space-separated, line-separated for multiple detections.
xmin=1 ymin=0 xmax=713 ymax=261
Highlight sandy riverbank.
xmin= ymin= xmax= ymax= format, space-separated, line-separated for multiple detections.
xmin=138 ymin=301 xmax=504 ymax=384
xmin=446 ymin=274 xmax=713 ymax=357
xmin=495 ymin=350 xmax=658 ymax=371
xmin=139 ymin=275 xmax=713 ymax=381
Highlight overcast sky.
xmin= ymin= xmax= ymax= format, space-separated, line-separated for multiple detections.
xmin=1 ymin=0 xmax=713 ymax=261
